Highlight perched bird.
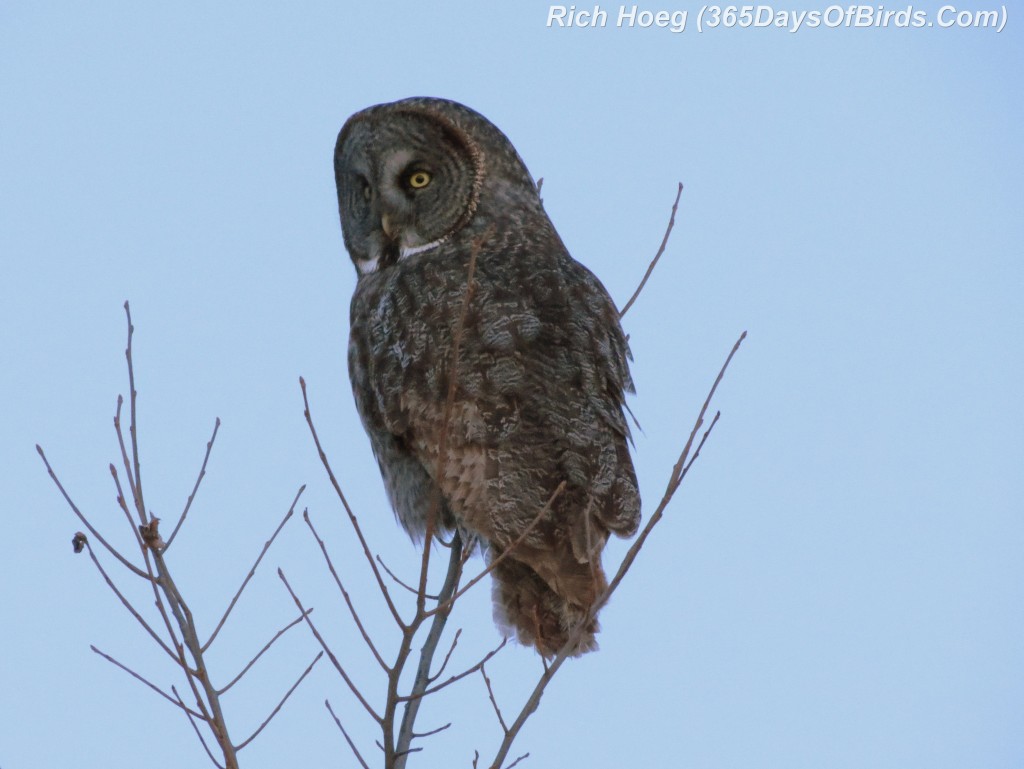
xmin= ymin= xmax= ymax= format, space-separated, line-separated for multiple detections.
xmin=335 ymin=97 xmax=639 ymax=656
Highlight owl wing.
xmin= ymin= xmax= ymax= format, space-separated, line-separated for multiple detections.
xmin=348 ymin=272 xmax=458 ymax=537
xmin=535 ymin=252 xmax=641 ymax=540
xmin=349 ymin=244 xmax=639 ymax=552
xmin=454 ymin=246 xmax=642 ymax=635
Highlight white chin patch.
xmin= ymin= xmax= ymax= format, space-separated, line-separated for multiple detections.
xmin=356 ymin=237 xmax=446 ymax=275
xmin=356 ymin=255 xmax=380 ymax=275
xmin=400 ymin=236 xmax=446 ymax=260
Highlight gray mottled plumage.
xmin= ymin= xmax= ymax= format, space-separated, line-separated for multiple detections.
xmin=335 ymin=97 xmax=640 ymax=656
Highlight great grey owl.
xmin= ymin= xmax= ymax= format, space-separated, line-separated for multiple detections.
xmin=335 ymin=97 xmax=640 ymax=657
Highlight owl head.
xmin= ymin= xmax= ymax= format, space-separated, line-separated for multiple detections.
xmin=334 ymin=97 xmax=543 ymax=276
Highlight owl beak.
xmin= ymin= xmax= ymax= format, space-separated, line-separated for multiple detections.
xmin=380 ymin=212 xmax=398 ymax=240
xmin=377 ymin=211 xmax=402 ymax=267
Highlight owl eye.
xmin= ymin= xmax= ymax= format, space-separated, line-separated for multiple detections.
xmin=407 ymin=170 xmax=432 ymax=190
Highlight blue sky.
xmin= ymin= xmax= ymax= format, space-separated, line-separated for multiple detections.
xmin=2 ymin=3 xmax=1021 ymax=768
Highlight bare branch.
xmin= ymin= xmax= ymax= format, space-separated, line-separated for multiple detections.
xmin=619 ymin=182 xmax=683 ymax=318
xmin=304 ymin=509 xmax=389 ymax=672
xmin=665 ymin=331 xmax=746 ymax=496
xmin=682 ymin=411 xmax=720 ymax=479
xmin=91 ymin=645 xmax=203 ymax=718
xmin=123 ymin=301 xmax=146 ymax=519
xmin=395 ymin=532 xmax=466 ymax=764
xmin=412 ymin=721 xmax=452 ymax=739
xmin=301 ymin=376 xmax=403 ymax=627
xmin=278 ymin=568 xmax=382 ymax=724
xmin=102 ymin=309 xmax=240 ymax=764
xmin=47 ymin=304 xmax=329 ymax=767
xmin=503 ymin=753 xmax=530 ymax=769
xmin=36 ymin=445 xmax=148 ymax=579
xmin=108 ymin=463 xmax=147 ymax=553
xmin=428 ymin=627 xmax=462 ymax=683
xmin=479 ymin=663 xmax=512 ymax=737
xmin=113 ymin=395 xmax=144 ymax=526
xmin=399 ymin=637 xmax=507 ymax=703
xmin=139 ymin=546 xmax=194 ymax=683
xmin=203 ymin=486 xmax=303 ymax=652
xmin=151 ymin=549 xmax=238 ymax=766
xmin=218 ymin=609 xmax=312 ymax=695
xmin=586 ymin=419 xmax=724 ymax=642
xmin=378 ymin=554 xmax=439 ymax=599
xmin=176 ymin=637 xmax=214 ymax=725
xmin=325 ymin=699 xmax=371 ymax=769
xmin=166 ymin=417 xmax=221 ymax=549
xmin=79 ymin=538 xmax=178 ymax=662
xmin=174 ymin=686 xmax=225 ymax=769
xmin=111 ymin=414 xmax=196 ymax=681
xmin=235 ymin=651 xmax=323 ymax=751
xmin=480 ymin=663 xmax=509 ymax=734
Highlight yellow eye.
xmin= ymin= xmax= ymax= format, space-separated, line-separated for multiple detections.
xmin=407 ymin=170 xmax=431 ymax=189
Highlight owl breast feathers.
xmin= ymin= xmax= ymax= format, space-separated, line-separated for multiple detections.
xmin=336 ymin=97 xmax=640 ymax=657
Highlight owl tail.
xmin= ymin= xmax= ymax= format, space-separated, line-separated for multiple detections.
xmin=490 ymin=553 xmax=607 ymax=657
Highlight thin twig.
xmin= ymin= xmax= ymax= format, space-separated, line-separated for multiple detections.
xmin=412 ymin=722 xmax=452 ymax=739
xmin=173 ymin=686 xmax=226 ymax=769
xmin=36 ymin=445 xmax=148 ymax=578
xmin=152 ymin=546 xmax=237 ymax=766
xmin=115 ymin=319 xmax=238 ymax=764
xmin=619 ymin=182 xmax=683 ymax=318
xmin=480 ymin=663 xmax=509 ymax=734
xmin=166 ymin=417 xmax=221 ymax=549
xmin=301 ymin=376 xmax=403 ymax=627
xmin=108 ymin=463 xmax=146 ymax=553
xmin=47 ymin=303 xmax=326 ymax=768
xmin=123 ymin=301 xmax=146 ymax=521
xmin=278 ymin=568 xmax=382 ymax=724
xmin=325 ymin=699 xmax=371 ymax=769
xmin=378 ymin=554 xmax=440 ymax=599
xmin=305 ymin=509 xmax=388 ymax=672
xmin=105 ymin=336 xmax=222 ymax=745
xmin=113 ymin=395 xmax=144 ymax=526
xmin=682 ymin=411 xmax=720 ymax=479
xmin=218 ymin=609 xmax=312 ymax=695
xmin=665 ymin=331 xmax=746 ymax=496
xmin=235 ymin=651 xmax=324 ymax=750
xmin=203 ymin=487 xmax=303 ymax=652
xmin=91 ymin=645 xmax=203 ymax=718
xmin=399 ymin=638 xmax=507 ymax=702
xmin=80 ymin=539 xmax=178 ymax=662
xmin=109 ymin=326 xmax=215 ymax=742
xmin=428 ymin=628 xmax=462 ymax=683
xmin=394 ymin=532 xmax=467 ymax=767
